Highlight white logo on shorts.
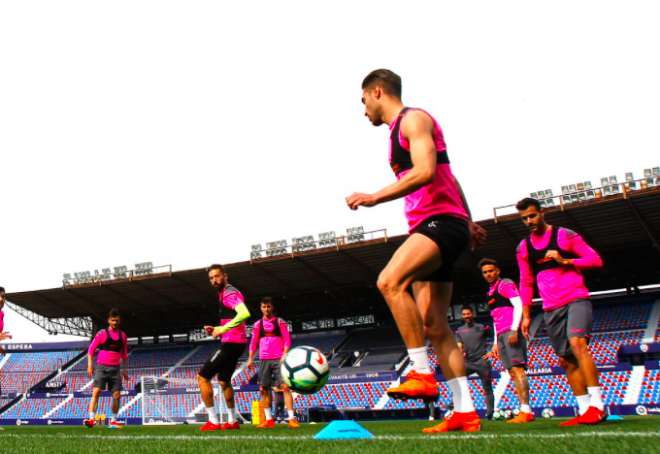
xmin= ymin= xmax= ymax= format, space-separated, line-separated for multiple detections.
xmin=428 ymin=221 xmax=438 ymax=228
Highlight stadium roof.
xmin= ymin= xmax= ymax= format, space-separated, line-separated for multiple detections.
xmin=7 ymin=186 xmax=660 ymax=338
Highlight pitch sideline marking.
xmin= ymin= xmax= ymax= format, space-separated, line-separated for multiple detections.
xmin=1 ymin=431 xmax=660 ymax=442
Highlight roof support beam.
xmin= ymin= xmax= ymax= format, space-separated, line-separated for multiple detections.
xmin=626 ymin=198 xmax=660 ymax=253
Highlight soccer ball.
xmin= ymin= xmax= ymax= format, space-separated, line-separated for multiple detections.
xmin=280 ymin=346 xmax=330 ymax=395
xmin=503 ymin=410 xmax=513 ymax=419
xmin=492 ymin=410 xmax=503 ymax=420
xmin=512 ymin=407 xmax=520 ymax=417
xmin=542 ymin=408 xmax=555 ymax=419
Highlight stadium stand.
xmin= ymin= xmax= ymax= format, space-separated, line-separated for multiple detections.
xmin=1 ymin=295 xmax=659 ymax=422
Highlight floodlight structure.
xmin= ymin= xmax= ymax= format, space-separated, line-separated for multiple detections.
xmin=654 ymin=167 xmax=660 ymax=187
xmin=113 ymin=266 xmax=128 ymax=280
xmin=251 ymin=244 xmax=262 ymax=260
xmin=266 ymin=240 xmax=288 ymax=257
xmin=135 ymin=262 xmax=154 ymax=277
xmin=625 ymin=172 xmax=637 ymax=191
xmin=318 ymin=231 xmax=337 ymax=248
xmin=346 ymin=226 xmax=365 ymax=244
xmin=292 ymin=235 xmax=316 ymax=253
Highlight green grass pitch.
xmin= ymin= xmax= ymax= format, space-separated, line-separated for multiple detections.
xmin=1 ymin=416 xmax=659 ymax=454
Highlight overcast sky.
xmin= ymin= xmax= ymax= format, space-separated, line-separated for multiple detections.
xmin=1 ymin=1 xmax=659 ymax=343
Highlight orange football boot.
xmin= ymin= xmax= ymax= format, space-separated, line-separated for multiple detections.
xmin=386 ymin=370 xmax=439 ymax=401
xmin=257 ymin=419 xmax=275 ymax=428
xmin=422 ymin=410 xmax=482 ymax=433
xmin=507 ymin=411 xmax=535 ymax=423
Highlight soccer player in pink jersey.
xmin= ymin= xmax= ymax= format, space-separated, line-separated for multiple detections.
xmin=479 ymin=259 xmax=534 ymax=423
xmin=516 ymin=197 xmax=606 ymax=425
xmin=84 ymin=308 xmax=129 ymax=429
xmin=347 ymin=69 xmax=487 ymax=433
xmin=0 ymin=286 xmax=7 ymax=431
xmin=245 ymin=297 xmax=299 ymax=428
xmin=198 ymin=264 xmax=251 ymax=431
xmin=0 ymin=287 xmax=12 ymax=347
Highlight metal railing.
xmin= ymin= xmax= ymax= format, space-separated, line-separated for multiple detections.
xmin=249 ymin=228 xmax=388 ymax=263
xmin=493 ymin=177 xmax=659 ymax=222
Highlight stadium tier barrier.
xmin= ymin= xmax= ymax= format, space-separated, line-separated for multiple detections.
xmin=2 ymin=294 xmax=660 ymax=424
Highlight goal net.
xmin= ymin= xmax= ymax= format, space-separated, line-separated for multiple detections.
xmin=141 ymin=375 xmax=248 ymax=425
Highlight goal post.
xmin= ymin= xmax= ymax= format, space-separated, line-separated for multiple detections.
xmin=140 ymin=375 xmax=248 ymax=425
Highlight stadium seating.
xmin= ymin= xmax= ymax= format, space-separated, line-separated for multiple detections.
xmin=638 ymin=369 xmax=660 ymax=405
xmin=295 ymin=382 xmax=389 ymax=409
xmin=2 ymin=397 xmax=67 ymax=419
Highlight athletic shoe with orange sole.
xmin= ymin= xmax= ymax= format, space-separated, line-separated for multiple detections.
xmin=221 ymin=421 xmax=240 ymax=430
xmin=507 ymin=411 xmax=535 ymax=423
xmin=386 ymin=370 xmax=439 ymax=401
xmin=559 ymin=415 xmax=582 ymax=426
xmin=199 ymin=421 xmax=222 ymax=431
xmin=422 ymin=411 xmax=482 ymax=433
xmin=83 ymin=419 xmax=95 ymax=429
xmin=108 ymin=421 xmax=123 ymax=429
xmin=257 ymin=419 xmax=275 ymax=428
xmin=288 ymin=419 xmax=300 ymax=428
xmin=579 ymin=406 xmax=607 ymax=425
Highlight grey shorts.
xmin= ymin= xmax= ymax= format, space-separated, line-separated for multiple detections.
xmin=258 ymin=359 xmax=283 ymax=388
xmin=93 ymin=364 xmax=123 ymax=392
xmin=464 ymin=358 xmax=492 ymax=380
xmin=544 ymin=298 xmax=592 ymax=358
xmin=497 ymin=330 xmax=528 ymax=370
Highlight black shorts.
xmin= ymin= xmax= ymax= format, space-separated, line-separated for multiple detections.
xmin=198 ymin=342 xmax=247 ymax=383
xmin=413 ymin=214 xmax=470 ymax=282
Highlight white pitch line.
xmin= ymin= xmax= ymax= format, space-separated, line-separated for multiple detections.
xmin=1 ymin=431 xmax=659 ymax=442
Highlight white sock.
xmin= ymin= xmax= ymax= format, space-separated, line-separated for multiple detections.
xmin=111 ymin=413 xmax=118 ymax=423
xmin=228 ymin=407 xmax=237 ymax=424
xmin=89 ymin=411 xmax=96 ymax=420
xmin=587 ymin=386 xmax=605 ymax=411
xmin=264 ymin=408 xmax=273 ymax=420
xmin=575 ymin=394 xmax=590 ymax=415
xmin=520 ymin=404 xmax=531 ymax=414
xmin=407 ymin=346 xmax=432 ymax=375
xmin=447 ymin=376 xmax=475 ymax=413
xmin=206 ymin=406 xmax=219 ymax=425
xmin=287 ymin=409 xmax=295 ymax=420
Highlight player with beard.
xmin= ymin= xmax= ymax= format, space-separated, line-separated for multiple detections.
xmin=516 ymin=198 xmax=605 ymax=425
xmin=198 ymin=264 xmax=251 ymax=431
xmin=347 ymin=69 xmax=487 ymax=433
xmin=455 ymin=307 xmax=495 ymax=420
xmin=479 ymin=258 xmax=533 ymax=423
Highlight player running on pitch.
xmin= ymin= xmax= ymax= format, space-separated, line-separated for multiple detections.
xmin=479 ymin=258 xmax=534 ymax=423
xmin=347 ymin=69 xmax=487 ymax=433
xmin=245 ymin=297 xmax=299 ymax=428
xmin=198 ymin=264 xmax=250 ymax=431
xmin=84 ymin=308 xmax=129 ymax=429
xmin=516 ymin=198 xmax=605 ymax=425
xmin=454 ymin=306 xmax=495 ymax=420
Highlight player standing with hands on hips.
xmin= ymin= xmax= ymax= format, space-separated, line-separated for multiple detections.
xmin=347 ymin=69 xmax=487 ymax=433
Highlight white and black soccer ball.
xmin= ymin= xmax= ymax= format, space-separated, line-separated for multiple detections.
xmin=503 ymin=410 xmax=513 ymax=419
xmin=492 ymin=410 xmax=503 ymax=420
xmin=513 ymin=407 xmax=520 ymax=417
xmin=542 ymin=408 xmax=555 ymax=419
xmin=280 ymin=346 xmax=330 ymax=395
